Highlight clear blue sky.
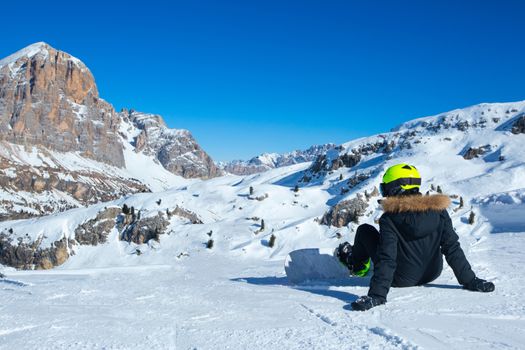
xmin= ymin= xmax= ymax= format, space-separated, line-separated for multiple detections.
xmin=2 ymin=0 xmax=524 ymax=161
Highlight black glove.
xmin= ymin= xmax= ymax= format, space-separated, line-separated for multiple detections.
xmin=463 ymin=277 xmax=495 ymax=292
xmin=351 ymin=295 xmax=385 ymax=311
xmin=335 ymin=242 xmax=353 ymax=269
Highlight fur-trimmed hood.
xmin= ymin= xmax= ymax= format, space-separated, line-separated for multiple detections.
xmin=381 ymin=194 xmax=451 ymax=213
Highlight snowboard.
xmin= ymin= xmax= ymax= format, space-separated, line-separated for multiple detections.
xmin=284 ymin=248 xmax=350 ymax=284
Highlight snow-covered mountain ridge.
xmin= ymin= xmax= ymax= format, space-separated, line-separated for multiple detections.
xmin=219 ymin=143 xmax=336 ymax=175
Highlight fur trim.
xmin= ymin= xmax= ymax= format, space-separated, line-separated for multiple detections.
xmin=381 ymin=194 xmax=451 ymax=213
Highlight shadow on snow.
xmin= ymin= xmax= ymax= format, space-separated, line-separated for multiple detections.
xmin=231 ymin=276 xmax=365 ymax=305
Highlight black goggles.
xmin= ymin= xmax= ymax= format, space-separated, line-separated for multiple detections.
xmin=380 ymin=177 xmax=421 ymax=197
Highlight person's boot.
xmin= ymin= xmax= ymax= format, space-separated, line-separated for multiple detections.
xmin=335 ymin=242 xmax=371 ymax=277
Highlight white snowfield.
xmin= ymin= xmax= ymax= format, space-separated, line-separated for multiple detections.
xmin=1 ymin=101 xmax=525 ymax=349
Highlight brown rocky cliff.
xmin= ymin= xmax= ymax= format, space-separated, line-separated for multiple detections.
xmin=125 ymin=111 xmax=222 ymax=179
xmin=0 ymin=42 xmax=124 ymax=167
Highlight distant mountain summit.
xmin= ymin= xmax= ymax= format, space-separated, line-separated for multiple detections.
xmin=0 ymin=42 xmax=221 ymax=220
xmin=219 ymin=144 xmax=336 ymax=175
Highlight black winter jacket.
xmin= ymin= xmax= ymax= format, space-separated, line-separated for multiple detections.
xmin=368 ymin=194 xmax=476 ymax=301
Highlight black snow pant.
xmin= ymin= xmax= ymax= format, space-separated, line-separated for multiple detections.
xmin=352 ymin=224 xmax=380 ymax=266
xmin=352 ymin=223 xmax=443 ymax=286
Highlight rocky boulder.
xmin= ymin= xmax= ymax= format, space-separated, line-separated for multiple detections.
xmin=320 ymin=197 xmax=368 ymax=227
xmin=120 ymin=211 xmax=170 ymax=245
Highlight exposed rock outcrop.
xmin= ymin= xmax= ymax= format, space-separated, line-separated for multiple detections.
xmin=120 ymin=211 xmax=170 ymax=245
xmin=511 ymin=114 xmax=525 ymax=134
xmin=0 ymin=232 xmax=70 ymax=270
xmin=311 ymin=152 xmax=362 ymax=173
xmin=74 ymin=207 xmax=121 ymax=245
xmin=0 ymin=206 xmax=124 ymax=269
xmin=463 ymin=145 xmax=491 ymax=160
xmin=168 ymin=205 xmax=203 ymax=224
xmin=320 ymin=197 xmax=368 ymax=227
xmin=308 ymin=138 xmax=398 ymax=174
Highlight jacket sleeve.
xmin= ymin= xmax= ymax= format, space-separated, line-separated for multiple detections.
xmin=368 ymin=215 xmax=398 ymax=302
xmin=440 ymin=210 xmax=476 ymax=285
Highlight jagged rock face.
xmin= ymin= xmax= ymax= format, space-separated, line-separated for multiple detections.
xmin=221 ymin=144 xmax=336 ymax=175
xmin=311 ymin=152 xmax=362 ymax=173
xmin=126 ymin=111 xmax=222 ymax=179
xmin=320 ymin=197 xmax=368 ymax=227
xmin=0 ymin=42 xmax=124 ymax=167
xmin=308 ymin=138 xmax=399 ymax=174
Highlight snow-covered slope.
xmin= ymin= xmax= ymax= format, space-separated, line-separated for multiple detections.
xmin=0 ymin=136 xmax=191 ymax=220
xmin=1 ymin=100 xmax=525 ymax=348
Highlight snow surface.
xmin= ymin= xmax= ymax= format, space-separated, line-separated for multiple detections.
xmin=1 ymin=101 xmax=525 ymax=348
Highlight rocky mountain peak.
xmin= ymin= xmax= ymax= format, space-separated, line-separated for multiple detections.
xmin=0 ymin=42 xmax=121 ymax=166
xmin=0 ymin=42 xmax=98 ymax=103
xmin=122 ymin=110 xmax=222 ymax=179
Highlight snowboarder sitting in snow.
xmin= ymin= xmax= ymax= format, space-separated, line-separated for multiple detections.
xmin=335 ymin=163 xmax=495 ymax=311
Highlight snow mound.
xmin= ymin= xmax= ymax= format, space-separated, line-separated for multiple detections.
xmin=477 ymin=189 xmax=525 ymax=233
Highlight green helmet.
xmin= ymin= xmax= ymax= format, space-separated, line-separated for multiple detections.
xmin=380 ymin=163 xmax=421 ymax=197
